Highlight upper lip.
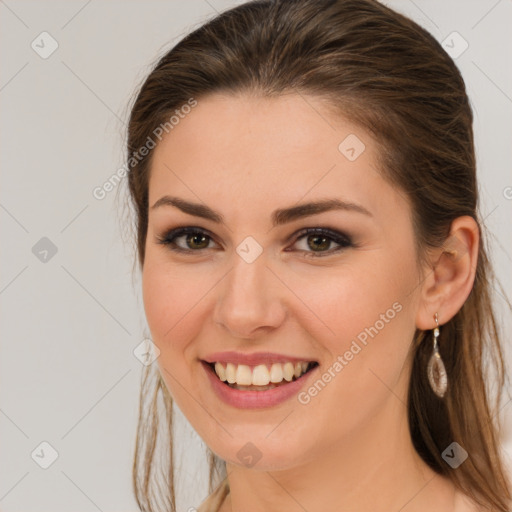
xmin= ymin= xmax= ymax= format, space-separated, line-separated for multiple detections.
xmin=202 ymin=351 xmax=318 ymax=367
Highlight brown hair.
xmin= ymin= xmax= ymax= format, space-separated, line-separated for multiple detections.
xmin=124 ymin=0 xmax=512 ymax=510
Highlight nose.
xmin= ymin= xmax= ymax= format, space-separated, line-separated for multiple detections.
xmin=213 ymin=252 xmax=286 ymax=339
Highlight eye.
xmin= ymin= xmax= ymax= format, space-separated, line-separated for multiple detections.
xmin=287 ymin=228 xmax=353 ymax=258
xmin=156 ymin=226 xmax=218 ymax=253
xmin=156 ymin=226 xmax=353 ymax=257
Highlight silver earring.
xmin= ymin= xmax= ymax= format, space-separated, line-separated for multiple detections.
xmin=427 ymin=313 xmax=448 ymax=398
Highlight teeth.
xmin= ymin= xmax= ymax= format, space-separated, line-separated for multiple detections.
xmin=235 ymin=365 xmax=253 ymax=385
xmin=270 ymin=363 xmax=283 ymax=383
xmin=283 ymin=362 xmax=294 ymax=382
xmin=252 ymin=364 xmax=270 ymax=386
xmin=214 ymin=362 xmax=226 ymax=382
xmin=225 ymin=363 xmax=236 ymax=384
xmin=212 ymin=360 xmax=313 ymax=386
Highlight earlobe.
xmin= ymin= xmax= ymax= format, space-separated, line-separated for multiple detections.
xmin=415 ymin=215 xmax=479 ymax=330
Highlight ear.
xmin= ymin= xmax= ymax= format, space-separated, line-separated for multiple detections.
xmin=415 ymin=215 xmax=479 ymax=330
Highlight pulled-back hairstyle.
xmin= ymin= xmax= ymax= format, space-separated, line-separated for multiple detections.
xmin=124 ymin=0 xmax=512 ymax=510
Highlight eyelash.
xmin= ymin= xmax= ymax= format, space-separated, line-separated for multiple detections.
xmin=155 ymin=226 xmax=353 ymax=258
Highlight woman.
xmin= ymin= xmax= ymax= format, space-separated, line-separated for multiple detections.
xmin=125 ymin=0 xmax=511 ymax=510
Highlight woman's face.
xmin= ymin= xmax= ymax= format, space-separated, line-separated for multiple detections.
xmin=142 ymin=92 xmax=425 ymax=470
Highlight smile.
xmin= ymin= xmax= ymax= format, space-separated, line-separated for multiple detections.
xmin=201 ymin=359 xmax=319 ymax=409
xmin=210 ymin=361 xmax=317 ymax=390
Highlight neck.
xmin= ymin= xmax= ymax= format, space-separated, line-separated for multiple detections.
xmin=221 ymin=394 xmax=455 ymax=512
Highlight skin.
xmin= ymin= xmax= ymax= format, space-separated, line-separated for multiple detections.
xmin=141 ymin=92 xmax=480 ymax=512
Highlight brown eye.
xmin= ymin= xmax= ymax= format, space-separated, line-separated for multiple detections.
xmin=156 ymin=227 xmax=217 ymax=253
xmin=183 ymin=232 xmax=210 ymax=250
xmin=289 ymin=228 xmax=353 ymax=258
xmin=306 ymin=234 xmax=331 ymax=251
xmin=156 ymin=226 xmax=353 ymax=258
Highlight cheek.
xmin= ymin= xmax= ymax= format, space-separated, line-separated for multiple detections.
xmin=297 ymin=250 xmax=417 ymax=398
xmin=142 ymin=266 xmax=172 ymax=343
xmin=141 ymin=258 xmax=199 ymax=363
xmin=295 ymin=253 xmax=414 ymax=347
xmin=141 ymin=261 xmax=206 ymax=417
xmin=313 ymin=258 xmax=417 ymax=418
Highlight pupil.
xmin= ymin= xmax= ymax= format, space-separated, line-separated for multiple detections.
xmin=309 ymin=235 xmax=329 ymax=251
xmin=188 ymin=233 xmax=208 ymax=249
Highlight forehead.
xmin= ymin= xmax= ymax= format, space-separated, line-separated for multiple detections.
xmin=148 ymin=93 xmax=398 ymax=223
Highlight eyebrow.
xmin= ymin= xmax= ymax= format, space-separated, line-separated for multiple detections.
xmin=151 ymin=195 xmax=372 ymax=226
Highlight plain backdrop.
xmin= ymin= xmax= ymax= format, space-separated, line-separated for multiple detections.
xmin=1 ymin=1 xmax=511 ymax=511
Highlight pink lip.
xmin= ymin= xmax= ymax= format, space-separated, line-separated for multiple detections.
xmin=202 ymin=351 xmax=317 ymax=367
xmin=201 ymin=360 xmax=319 ymax=409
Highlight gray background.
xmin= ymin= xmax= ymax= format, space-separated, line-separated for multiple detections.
xmin=1 ymin=1 xmax=511 ymax=511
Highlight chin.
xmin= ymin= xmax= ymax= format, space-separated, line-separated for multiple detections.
xmin=208 ymin=433 xmax=312 ymax=472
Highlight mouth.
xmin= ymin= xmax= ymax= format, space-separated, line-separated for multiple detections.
xmin=202 ymin=360 xmax=319 ymax=391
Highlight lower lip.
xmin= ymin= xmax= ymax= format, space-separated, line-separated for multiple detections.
xmin=201 ymin=361 xmax=318 ymax=409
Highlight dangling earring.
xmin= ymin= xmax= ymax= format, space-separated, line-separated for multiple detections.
xmin=427 ymin=313 xmax=448 ymax=398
